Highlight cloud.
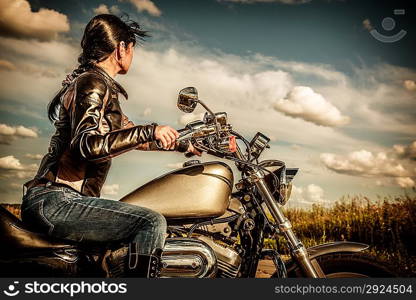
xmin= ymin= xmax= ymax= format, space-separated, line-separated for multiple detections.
xmin=94 ymin=4 xmax=110 ymax=14
xmin=143 ymin=107 xmax=152 ymax=117
xmin=404 ymin=80 xmax=416 ymax=91
xmin=362 ymin=19 xmax=373 ymax=31
xmin=273 ymin=86 xmax=350 ymax=127
xmin=121 ymin=0 xmax=162 ymax=16
xmin=0 ymin=123 xmax=38 ymax=144
xmin=393 ymin=141 xmax=416 ymax=160
xmin=0 ymin=37 xmax=78 ymax=68
xmin=0 ymin=155 xmax=38 ymax=179
xmin=24 ymin=153 xmax=43 ymax=160
xmin=9 ymin=182 xmax=22 ymax=190
xmin=0 ymin=0 xmax=70 ymax=41
xmin=0 ymin=59 xmax=16 ymax=71
xmin=291 ymin=184 xmax=330 ymax=206
xmin=102 ymin=184 xmax=120 ymax=195
xmin=320 ymin=141 xmax=416 ymax=187
xmin=0 ymin=37 xmax=78 ymax=105
xmin=321 ymin=150 xmax=410 ymax=177
xmin=256 ymin=55 xmax=347 ymax=84
xmin=178 ymin=113 xmax=205 ymax=126
xmin=93 ymin=4 xmax=121 ymax=15
xmin=0 ymin=155 xmax=24 ymax=170
xmin=395 ymin=177 xmax=415 ymax=188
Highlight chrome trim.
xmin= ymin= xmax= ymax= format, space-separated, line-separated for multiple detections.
xmin=161 ymin=238 xmax=217 ymax=278
xmin=252 ymin=170 xmax=322 ymax=278
xmin=197 ymin=236 xmax=241 ymax=278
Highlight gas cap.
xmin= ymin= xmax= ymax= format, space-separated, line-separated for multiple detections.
xmin=183 ymin=160 xmax=201 ymax=167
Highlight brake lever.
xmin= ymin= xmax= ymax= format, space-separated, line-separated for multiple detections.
xmin=184 ymin=142 xmax=205 ymax=158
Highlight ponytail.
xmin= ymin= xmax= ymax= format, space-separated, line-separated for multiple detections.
xmin=47 ymin=14 xmax=149 ymax=122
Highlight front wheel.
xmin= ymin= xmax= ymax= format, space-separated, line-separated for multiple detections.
xmin=276 ymin=252 xmax=400 ymax=278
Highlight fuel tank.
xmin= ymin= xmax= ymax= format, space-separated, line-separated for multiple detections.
xmin=119 ymin=161 xmax=233 ymax=219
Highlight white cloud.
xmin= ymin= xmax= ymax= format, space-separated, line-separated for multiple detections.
xmin=291 ymin=184 xmax=330 ymax=207
xmin=0 ymin=37 xmax=78 ymax=105
xmin=102 ymin=184 xmax=120 ymax=195
xmin=395 ymin=177 xmax=415 ymax=188
xmin=273 ymin=86 xmax=350 ymax=127
xmin=143 ymin=107 xmax=152 ymax=117
xmin=0 ymin=59 xmax=16 ymax=71
xmin=0 ymin=155 xmax=37 ymax=179
xmin=24 ymin=153 xmax=43 ymax=160
xmin=0 ymin=123 xmax=38 ymax=144
xmin=178 ymin=113 xmax=205 ymax=126
xmin=121 ymin=0 xmax=162 ymax=16
xmin=94 ymin=4 xmax=110 ymax=14
xmin=0 ymin=155 xmax=24 ymax=170
xmin=93 ymin=4 xmax=121 ymax=15
xmin=393 ymin=141 xmax=416 ymax=160
xmin=9 ymin=182 xmax=22 ymax=189
xmin=0 ymin=37 xmax=78 ymax=68
xmin=321 ymin=150 xmax=410 ymax=177
xmin=404 ymin=80 xmax=416 ymax=91
xmin=321 ymin=141 xmax=416 ymax=187
xmin=0 ymin=0 xmax=70 ymax=41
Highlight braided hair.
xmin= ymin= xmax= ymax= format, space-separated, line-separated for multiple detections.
xmin=47 ymin=14 xmax=149 ymax=122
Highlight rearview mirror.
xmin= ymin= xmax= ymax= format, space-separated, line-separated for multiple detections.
xmin=178 ymin=87 xmax=198 ymax=113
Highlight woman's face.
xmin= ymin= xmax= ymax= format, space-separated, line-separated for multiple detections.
xmin=119 ymin=42 xmax=134 ymax=74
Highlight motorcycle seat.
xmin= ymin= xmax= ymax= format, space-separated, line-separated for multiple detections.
xmin=0 ymin=206 xmax=73 ymax=255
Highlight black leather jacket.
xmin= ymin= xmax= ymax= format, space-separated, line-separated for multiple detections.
xmin=24 ymin=65 xmax=157 ymax=197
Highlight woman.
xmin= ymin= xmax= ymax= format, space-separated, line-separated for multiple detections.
xmin=21 ymin=14 xmax=200 ymax=278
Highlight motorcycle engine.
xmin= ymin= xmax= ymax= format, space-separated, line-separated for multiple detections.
xmin=196 ymin=235 xmax=241 ymax=278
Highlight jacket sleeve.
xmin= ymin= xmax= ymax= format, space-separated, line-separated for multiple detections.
xmin=69 ymin=73 xmax=156 ymax=162
xmin=122 ymin=114 xmax=187 ymax=152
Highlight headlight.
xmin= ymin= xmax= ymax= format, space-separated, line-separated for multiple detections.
xmin=278 ymin=182 xmax=292 ymax=206
xmin=261 ymin=160 xmax=298 ymax=206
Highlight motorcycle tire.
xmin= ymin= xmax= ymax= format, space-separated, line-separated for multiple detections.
xmin=273 ymin=252 xmax=401 ymax=278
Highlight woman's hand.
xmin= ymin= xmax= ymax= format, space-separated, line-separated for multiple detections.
xmin=187 ymin=143 xmax=202 ymax=156
xmin=154 ymin=125 xmax=179 ymax=150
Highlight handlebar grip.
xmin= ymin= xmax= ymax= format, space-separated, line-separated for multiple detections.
xmin=177 ymin=140 xmax=190 ymax=153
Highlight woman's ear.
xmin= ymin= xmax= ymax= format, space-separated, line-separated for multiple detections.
xmin=118 ymin=41 xmax=126 ymax=59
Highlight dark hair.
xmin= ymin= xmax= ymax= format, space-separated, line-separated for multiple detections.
xmin=47 ymin=14 xmax=149 ymax=122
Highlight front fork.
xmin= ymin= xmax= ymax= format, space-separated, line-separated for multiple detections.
xmin=251 ymin=171 xmax=325 ymax=278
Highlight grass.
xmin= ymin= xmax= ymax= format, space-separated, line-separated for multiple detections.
xmin=264 ymin=193 xmax=416 ymax=276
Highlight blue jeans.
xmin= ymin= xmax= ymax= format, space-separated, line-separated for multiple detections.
xmin=21 ymin=184 xmax=167 ymax=255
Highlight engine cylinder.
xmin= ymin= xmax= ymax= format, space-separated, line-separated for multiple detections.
xmin=161 ymin=238 xmax=217 ymax=278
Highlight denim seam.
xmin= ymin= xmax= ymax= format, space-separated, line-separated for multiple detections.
xmin=39 ymin=199 xmax=55 ymax=235
xmin=63 ymin=199 xmax=155 ymax=225
xmin=25 ymin=189 xmax=52 ymax=201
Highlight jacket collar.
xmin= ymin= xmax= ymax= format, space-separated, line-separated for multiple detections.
xmin=92 ymin=65 xmax=129 ymax=100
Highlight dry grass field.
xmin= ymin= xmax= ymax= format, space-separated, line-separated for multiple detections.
xmin=262 ymin=193 xmax=416 ymax=277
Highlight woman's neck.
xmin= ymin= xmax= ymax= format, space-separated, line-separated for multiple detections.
xmin=95 ymin=57 xmax=120 ymax=78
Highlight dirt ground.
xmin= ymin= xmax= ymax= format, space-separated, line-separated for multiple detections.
xmin=255 ymin=260 xmax=275 ymax=278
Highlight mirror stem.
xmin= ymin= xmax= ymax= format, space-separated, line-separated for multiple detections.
xmin=198 ymin=100 xmax=216 ymax=117
xmin=198 ymin=99 xmax=221 ymax=139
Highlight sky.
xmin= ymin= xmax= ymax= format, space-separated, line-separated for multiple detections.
xmin=0 ymin=0 xmax=415 ymax=206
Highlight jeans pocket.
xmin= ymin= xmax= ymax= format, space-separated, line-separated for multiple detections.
xmin=21 ymin=199 xmax=55 ymax=235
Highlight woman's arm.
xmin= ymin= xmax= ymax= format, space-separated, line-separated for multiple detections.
xmin=69 ymin=73 xmax=157 ymax=162
xmin=122 ymin=114 xmax=201 ymax=156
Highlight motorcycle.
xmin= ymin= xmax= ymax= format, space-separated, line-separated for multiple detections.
xmin=0 ymin=87 xmax=397 ymax=278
